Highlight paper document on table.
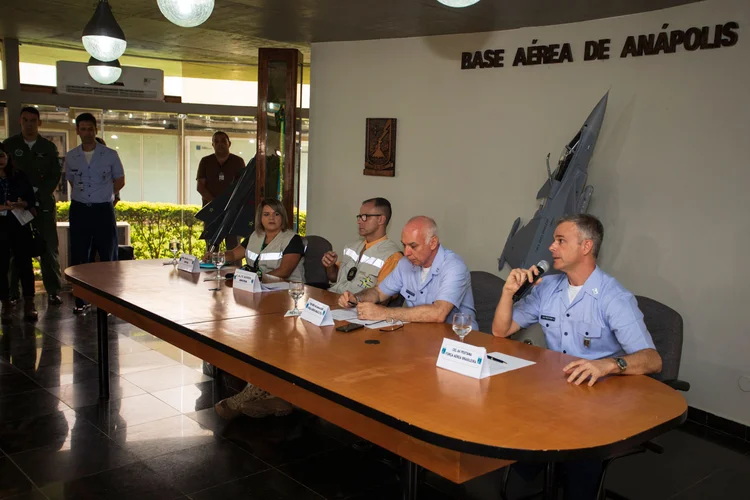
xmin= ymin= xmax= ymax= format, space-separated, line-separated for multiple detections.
xmin=261 ymin=282 xmax=290 ymax=291
xmin=485 ymin=352 xmax=536 ymax=376
xmin=331 ymin=308 xmax=380 ymax=325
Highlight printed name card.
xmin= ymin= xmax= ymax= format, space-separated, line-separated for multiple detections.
xmin=233 ymin=269 xmax=262 ymax=293
xmin=300 ymin=298 xmax=335 ymax=327
xmin=436 ymin=338 xmax=490 ymax=379
xmin=177 ymin=254 xmax=200 ymax=273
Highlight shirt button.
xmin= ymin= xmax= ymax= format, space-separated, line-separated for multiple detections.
xmin=563 ymin=350 xmax=567 ymax=354
xmin=566 ymin=313 xmax=570 ymax=317
xmin=585 ymin=332 xmax=589 ymax=336
xmin=546 ymin=323 xmax=549 ymax=327
xmin=564 ymin=332 xmax=568 ymax=336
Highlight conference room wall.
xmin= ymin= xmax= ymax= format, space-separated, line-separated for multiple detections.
xmin=306 ymin=0 xmax=750 ymax=426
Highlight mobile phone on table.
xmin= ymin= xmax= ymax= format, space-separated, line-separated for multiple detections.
xmin=336 ymin=323 xmax=364 ymax=333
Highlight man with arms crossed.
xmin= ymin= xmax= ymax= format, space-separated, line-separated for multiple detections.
xmin=492 ymin=213 xmax=661 ymax=498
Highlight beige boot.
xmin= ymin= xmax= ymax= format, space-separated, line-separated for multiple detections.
xmin=214 ymin=384 xmax=268 ymax=420
xmin=239 ymin=394 xmax=293 ymax=418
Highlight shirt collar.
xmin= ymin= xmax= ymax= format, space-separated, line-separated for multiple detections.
xmin=554 ymin=266 xmax=603 ymax=300
xmin=364 ymin=235 xmax=387 ymax=250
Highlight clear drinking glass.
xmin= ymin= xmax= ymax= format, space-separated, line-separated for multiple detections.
xmin=452 ymin=313 xmax=473 ymax=342
xmin=211 ymin=251 xmax=226 ymax=282
xmin=288 ymin=281 xmax=305 ymax=316
xmin=165 ymin=239 xmax=181 ymax=265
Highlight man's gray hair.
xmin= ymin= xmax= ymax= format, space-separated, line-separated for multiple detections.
xmin=557 ymin=213 xmax=604 ymax=258
xmin=407 ymin=216 xmax=438 ymax=243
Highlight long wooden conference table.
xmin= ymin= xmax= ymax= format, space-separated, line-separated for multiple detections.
xmin=65 ymin=260 xmax=687 ymax=500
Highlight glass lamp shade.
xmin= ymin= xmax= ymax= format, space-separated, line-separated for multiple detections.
xmin=87 ymin=57 xmax=122 ymax=85
xmin=157 ymin=0 xmax=215 ymax=28
xmin=437 ymin=0 xmax=481 ymax=7
xmin=82 ymin=1 xmax=127 ymax=62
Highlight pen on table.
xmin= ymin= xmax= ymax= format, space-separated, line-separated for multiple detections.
xmin=487 ymin=355 xmax=507 ymax=364
xmin=347 ymin=300 xmax=357 ymax=307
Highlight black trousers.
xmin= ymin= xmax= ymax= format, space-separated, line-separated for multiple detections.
xmin=514 ymin=460 xmax=604 ymax=499
xmin=0 ymin=215 xmax=35 ymax=301
xmin=70 ymin=200 xmax=118 ymax=307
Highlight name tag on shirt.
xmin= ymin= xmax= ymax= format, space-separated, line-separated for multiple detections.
xmin=233 ymin=269 xmax=262 ymax=293
xmin=177 ymin=254 xmax=201 ymax=273
xmin=218 ymin=172 xmax=225 ymax=181
xmin=300 ymin=298 xmax=335 ymax=327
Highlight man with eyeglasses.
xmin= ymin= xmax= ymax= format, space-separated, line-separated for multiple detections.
xmin=324 ymin=198 xmax=402 ymax=295
xmin=338 ymin=216 xmax=478 ymax=330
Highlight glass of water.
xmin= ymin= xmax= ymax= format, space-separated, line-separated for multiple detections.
xmin=165 ymin=239 xmax=181 ymax=265
xmin=288 ymin=281 xmax=305 ymax=316
xmin=452 ymin=313 xmax=473 ymax=342
xmin=211 ymin=251 xmax=226 ymax=282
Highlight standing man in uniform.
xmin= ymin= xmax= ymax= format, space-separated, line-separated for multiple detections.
xmin=3 ymin=107 xmax=63 ymax=305
xmin=65 ymin=113 xmax=125 ymax=314
xmin=196 ymin=131 xmax=245 ymax=253
xmin=324 ymin=197 xmax=402 ymax=295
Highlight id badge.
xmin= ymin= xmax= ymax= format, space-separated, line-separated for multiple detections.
xmin=218 ymin=172 xmax=225 ymax=182
xmin=583 ymin=338 xmax=591 ymax=348
xmin=77 ymin=181 xmax=85 ymax=192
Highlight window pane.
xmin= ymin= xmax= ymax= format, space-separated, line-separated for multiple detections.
xmin=143 ymin=134 xmax=179 ymax=203
xmin=110 ymin=133 xmax=141 ymax=202
xmin=186 ymin=138 xmax=213 ymax=206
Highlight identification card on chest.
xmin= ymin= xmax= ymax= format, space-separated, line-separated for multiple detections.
xmin=218 ymin=172 xmax=225 ymax=182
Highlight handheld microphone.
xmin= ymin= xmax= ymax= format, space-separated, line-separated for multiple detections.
xmin=512 ymin=260 xmax=550 ymax=303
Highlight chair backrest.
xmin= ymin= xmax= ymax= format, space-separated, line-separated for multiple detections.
xmin=635 ymin=295 xmax=684 ymax=382
xmin=470 ymin=271 xmax=505 ymax=334
xmin=302 ymin=235 xmax=333 ymax=289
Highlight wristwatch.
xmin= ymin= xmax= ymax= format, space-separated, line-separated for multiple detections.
xmin=614 ymin=357 xmax=628 ymax=372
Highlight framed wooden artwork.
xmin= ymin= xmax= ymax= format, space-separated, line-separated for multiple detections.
xmin=364 ymin=118 xmax=396 ymax=177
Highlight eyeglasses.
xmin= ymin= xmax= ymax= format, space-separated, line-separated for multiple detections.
xmin=379 ymin=318 xmax=404 ymax=332
xmin=356 ymin=213 xmax=383 ymax=222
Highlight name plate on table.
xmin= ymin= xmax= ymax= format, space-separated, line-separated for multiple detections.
xmin=300 ymin=298 xmax=335 ymax=327
xmin=436 ymin=338 xmax=490 ymax=379
xmin=177 ymin=254 xmax=200 ymax=273
xmin=233 ymin=269 xmax=262 ymax=293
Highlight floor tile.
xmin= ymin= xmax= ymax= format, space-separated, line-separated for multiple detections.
xmin=278 ymin=447 xmax=398 ymax=499
xmin=22 ymin=358 xmax=101 ymax=389
xmin=189 ymin=469 xmax=324 ymax=500
xmin=0 ymin=457 xmax=36 ymax=500
xmin=75 ymin=393 xmax=180 ymax=436
xmin=10 ymin=425 xmax=138 ymax=488
xmin=40 ymin=462 xmax=183 ymax=500
xmin=113 ymin=414 xmax=216 ymax=460
xmin=671 ymin=453 xmax=750 ymax=499
xmin=2 ymin=488 xmax=48 ymax=500
xmin=346 ymin=481 xmax=454 ymax=500
xmin=47 ymin=376 xmax=146 ymax=409
xmin=142 ymin=439 xmax=269 ymax=495
xmin=115 ymin=351 xmax=179 ymax=375
xmin=121 ymin=364 xmax=210 ymax=393
xmin=151 ymin=381 xmax=216 ymax=413
xmin=0 ymin=373 xmax=40 ymax=397
xmin=70 ymin=336 xmax=151 ymax=362
xmin=604 ymin=427 xmax=749 ymax=499
xmin=0 ymin=360 xmax=20 ymax=375
xmin=196 ymin=409 xmax=346 ymax=467
xmin=0 ymin=389 xmax=69 ymax=424
xmin=0 ymin=408 xmax=96 ymax=455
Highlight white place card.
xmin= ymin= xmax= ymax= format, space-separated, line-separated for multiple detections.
xmin=436 ymin=338 xmax=490 ymax=379
xmin=300 ymin=298 xmax=335 ymax=327
xmin=177 ymin=254 xmax=200 ymax=273
xmin=233 ymin=269 xmax=262 ymax=293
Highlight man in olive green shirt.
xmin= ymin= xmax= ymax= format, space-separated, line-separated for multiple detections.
xmin=2 ymin=107 xmax=63 ymax=305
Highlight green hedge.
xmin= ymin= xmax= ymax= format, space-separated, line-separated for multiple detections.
xmin=56 ymin=201 xmax=306 ymax=260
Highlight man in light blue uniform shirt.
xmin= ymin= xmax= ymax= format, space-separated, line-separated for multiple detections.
xmin=65 ymin=113 xmax=126 ymax=313
xmin=338 ymin=216 xmax=477 ymax=330
xmin=492 ymin=213 xmax=662 ymax=500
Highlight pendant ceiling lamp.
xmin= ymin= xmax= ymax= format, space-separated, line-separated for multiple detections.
xmin=437 ymin=0 xmax=481 ymax=7
xmin=87 ymin=57 xmax=122 ymax=85
xmin=157 ymin=0 xmax=215 ymax=28
xmin=82 ymin=0 xmax=127 ymax=62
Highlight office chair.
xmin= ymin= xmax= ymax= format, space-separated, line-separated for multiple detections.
xmin=302 ymin=235 xmax=333 ymax=290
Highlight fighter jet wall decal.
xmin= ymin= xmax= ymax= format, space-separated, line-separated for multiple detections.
xmin=498 ymin=92 xmax=609 ymax=273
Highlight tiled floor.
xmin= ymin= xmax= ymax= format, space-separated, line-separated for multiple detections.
xmin=1 ymin=292 xmax=748 ymax=499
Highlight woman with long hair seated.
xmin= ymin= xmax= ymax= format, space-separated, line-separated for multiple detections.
xmin=214 ymin=197 xmax=305 ymax=419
